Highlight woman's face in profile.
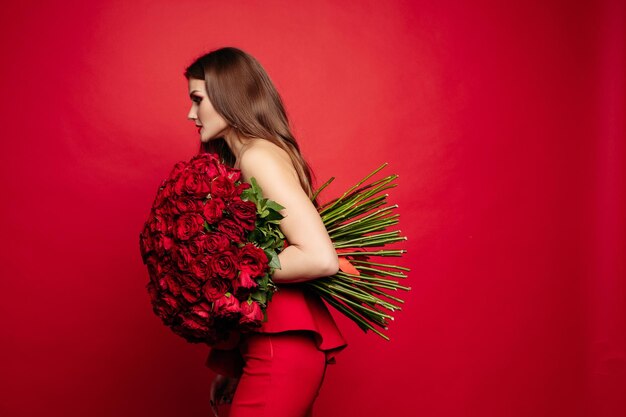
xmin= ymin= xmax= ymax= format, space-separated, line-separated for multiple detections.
xmin=187 ymin=78 xmax=229 ymax=143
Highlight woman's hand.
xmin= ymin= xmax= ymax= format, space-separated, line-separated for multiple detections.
xmin=210 ymin=374 xmax=241 ymax=417
xmin=238 ymin=144 xmax=339 ymax=283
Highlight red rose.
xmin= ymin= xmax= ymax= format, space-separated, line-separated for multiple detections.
xmin=202 ymin=197 xmax=226 ymax=224
xmin=190 ymin=301 xmax=211 ymax=320
xmin=226 ymin=167 xmax=241 ymax=183
xmin=147 ymin=281 xmax=180 ymax=320
xmin=235 ymin=181 xmax=251 ymax=194
xmin=152 ymin=234 xmax=174 ymax=254
xmin=210 ymin=250 xmax=238 ymax=280
xmin=189 ymin=254 xmax=212 ymax=282
xmin=172 ymin=196 xmax=203 ymax=215
xmin=153 ymin=200 xmax=175 ymax=220
xmin=190 ymin=153 xmax=219 ymax=164
xmin=168 ymin=161 xmax=187 ymax=180
xmin=203 ymin=232 xmax=231 ymax=253
xmin=216 ymin=218 xmax=246 ymax=243
xmin=153 ymin=182 xmax=175 ymax=209
xmin=238 ymin=244 xmax=268 ymax=279
xmin=157 ymin=272 xmax=181 ymax=296
xmin=239 ymin=300 xmax=264 ymax=327
xmin=179 ymin=312 xmax=210 ymax=332
xmin=147 ymin=213 xmax=172 ymax=235
xmin=228 ymin=197 xmax=257 ymax=230
xmin=202 ymin=277 xmax=230 ymax=301
xmin=210 ymin=175 xmax=236 ymax=199
xmin=174 ymin=168 xmax=210 ymax=197
xmin=186 ymin=235 xmax=206 ymax=257
xmin=187 ymin=233 xmax=210 ymax=257
xmin=215 ymin=159 xmax=229 ymax=177
xmin=174 ymin=213 xmax=205 ymax=241
xmin=179 ymin=273 xmax=202 ymax=304
xmin=139 ymin=227 xmax=153 ymax=262
xmin=232 ymin=269 xmax=258 ymax=299
xmin=146 ymin=254 xmax=174 ymax=277
xmin=145 ymin=256 xmax=159 ymax=283
xmin=212 ymin=293 xmax=241 ymax=320
xmin=172 ymin=244 xmax=194 ymax=272
xmin=231 ymin=244 xmax=267 ymax=298
xmin=190 ymin=153 xmax=220 ymax=175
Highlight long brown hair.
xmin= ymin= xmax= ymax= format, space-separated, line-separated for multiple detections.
xmin=183 ymin=47 xmax=320 ymax=208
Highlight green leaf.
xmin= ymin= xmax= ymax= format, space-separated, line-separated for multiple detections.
xmin=249 ymin=177 xmax=263 ymax=199
xmin=265 ymin=248 xmax=281 ymax=269
xmin=265 ymin=211 xmax=284 ymax=221
xmin=258 ymin=274 xmax=269 ymax=287
xmin=241 ymin=187 xmax=256 ymax=203
xmin=250 ymin=290 xmax=267 ymax=304
xmin=265 ymin=200 xmax=285 ymax=211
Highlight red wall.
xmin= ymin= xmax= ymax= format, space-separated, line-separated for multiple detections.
xmin=1 ymin=1 xmax=624 ymax=416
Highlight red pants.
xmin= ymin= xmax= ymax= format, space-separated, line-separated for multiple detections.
xmin=228 ymin=330 xmax=328 ymax=417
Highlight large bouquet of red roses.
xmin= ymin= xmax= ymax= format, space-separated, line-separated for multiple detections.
xmin=139 ymin=153 xmax=286 ymax=345
xmin=140 ymin=151 xmax=410 ymax=345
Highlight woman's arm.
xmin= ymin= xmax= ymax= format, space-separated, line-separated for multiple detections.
xmin=238 ymin=145 xmax=339 ymax=284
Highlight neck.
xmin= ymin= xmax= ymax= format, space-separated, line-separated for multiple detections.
xmin=223 ymin=129 xmax=257 ymax=167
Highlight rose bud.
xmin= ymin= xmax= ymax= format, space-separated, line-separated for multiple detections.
xmin=238 ymin=244 xmax=268 ymax=279
xmin=239 ymin=300 xmax=263 ymax=327
xmin=212 ymin=293 xmax=241 ymax=320
xmin=232 ymin=270 xmax=258 ymax=299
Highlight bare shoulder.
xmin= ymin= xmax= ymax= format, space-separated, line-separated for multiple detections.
xmin=239 ymin=139 xmax=299 ymax=183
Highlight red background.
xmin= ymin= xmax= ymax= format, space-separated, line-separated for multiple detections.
xmin=1 ymin=1 xmax=624 ymax=416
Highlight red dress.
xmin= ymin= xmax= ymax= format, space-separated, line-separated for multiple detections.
xmin=205 ymin=283 xmax=348 ymax=377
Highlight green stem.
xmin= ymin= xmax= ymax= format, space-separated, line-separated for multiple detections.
xmin=311 ymin=176 xmax=335 ymax=202
xmin=335 ymin=277 xmax=406 ymax=305
xmin=348 ymin=259 xmax=412 ymax=271
xmin=318 ymin=163 xmax=389 ymax=214
xmin=327 ymin=281 xmax=399 ymax=312
xmin=311 ymin=282 xmax=390 ymax=322
xmin=350 ymin=265 xmax=408 ymax=278
xmin=326 ymin=205 xmax=398 ymax=234
xmin=330 ymin=218 xmax=400 ymax=240
xmin=332 ymin=249 xmax=406 ymax=257
xmin=335 ymin=271 xmax=409 ymax=287
xmin=306 ymin=282 xmax=391 ymax=340
xmin=322 ymin=194 xmax=389 ymax=225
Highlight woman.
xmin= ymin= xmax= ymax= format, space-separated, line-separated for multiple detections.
xmin=184 ymin=47 xmax=348 ymax=417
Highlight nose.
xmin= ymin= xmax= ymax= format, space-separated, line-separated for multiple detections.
xmin=187 ymin=106 xmax=196 ymax=121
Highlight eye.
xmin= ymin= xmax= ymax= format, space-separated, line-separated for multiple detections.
xmin=192 ymin=96 xmax=202 ymax=103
